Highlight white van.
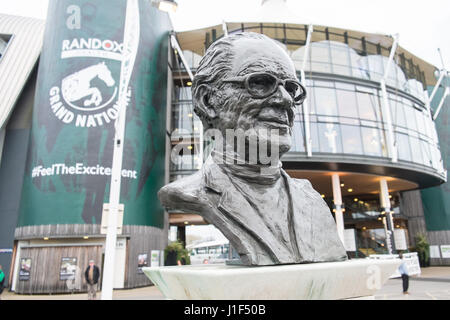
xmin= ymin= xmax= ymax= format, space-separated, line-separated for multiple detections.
xmin=187 ymin=240 xmax=230 ymax=265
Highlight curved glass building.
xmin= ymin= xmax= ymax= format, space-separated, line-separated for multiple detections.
xmin=169 ymin=20 xmax=447 ymax=257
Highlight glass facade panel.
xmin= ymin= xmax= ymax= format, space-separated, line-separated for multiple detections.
xmin=309 ymin=122 xmax=320 ymax=152
xmin=172 ymin=103 xmax=201 ymax=135
xmin=315 ymin=87 xmax=338 ymax=116
xmin=421 ymin=139 xmax=432 ymax=167
xmin=361 ymin=127 xmax=382 ymax=157
xmin=317 ymin=122 xmax=342 ymax=153
xmin=356 ymin=92 xmax=380 ymax=121
xmin=396 ymin=133 xmax=412 ymax=161
xmin=404 ymin=104 xmax=418 ymax=132
xmin=341 ymin=124 xmax=363 ymax=155
xmin=311 ymin=42 xmax=331 ymax=73
xmin=175 ymin=86 xmax=192 ymax=101
xmin=0 ymin=35 xmax=12 ymax=60
xmin=170 ymin=154 xmax=201 ymax=172
xmin=330 ymin=43 xmax=351 ymax=76
xmin=292 ymin=121 xmax=305 ymax=152
xmin=392 ymin=99 xmax=407 ymax=128
xmin=415 ymin=109 xmax=426 ymax=134
xmin=337 ymin=89 xmax=358 ymax=118
xmin=410 ymin=136 xmax=424 ymax=165
xmin=306 ymin=85 xmax=316 ymax=114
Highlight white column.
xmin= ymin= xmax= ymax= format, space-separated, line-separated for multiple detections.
xmin=102 ymin=0 xmax=140 ymax=300
xmin=379 ymin=178 xmax=395 ymax=254
xmin=300 ymin=24 xmax=313 ymax=157
xmin=380 ymin=34 xmax=399 ymax=163
xmin=432 ymin=87 xmax=449 ymax=121
xmin=331 ymin=173 xmax=345 ymax=245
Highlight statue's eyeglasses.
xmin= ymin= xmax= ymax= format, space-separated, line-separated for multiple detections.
xmin=222 ymin=72 xmax=306 ymax=104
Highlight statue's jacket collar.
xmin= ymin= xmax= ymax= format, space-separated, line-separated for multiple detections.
xmin=201 ymin=156 xmax=319 ymax=265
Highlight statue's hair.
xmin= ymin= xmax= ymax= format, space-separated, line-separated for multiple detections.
xmin=191 ymin=32 xmax=273 ymax=130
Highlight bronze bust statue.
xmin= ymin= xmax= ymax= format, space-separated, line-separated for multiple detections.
xmin=159 ymin=32 xmax=347 ymax=266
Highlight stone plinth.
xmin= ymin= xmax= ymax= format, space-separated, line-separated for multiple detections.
xmin=143 ymin=259 xmax=400 ymax=300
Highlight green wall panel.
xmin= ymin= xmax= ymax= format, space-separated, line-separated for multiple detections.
xmin=18 ymin=0 xmax=171 ymax=228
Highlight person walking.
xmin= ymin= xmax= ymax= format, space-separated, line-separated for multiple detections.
xmin=84 ymin=260 xmax=100 ymax=300
xmin=398 ymin=253 xmax=409 ymax=295
xmin=0 ymin=265 xmax=5 ymax=300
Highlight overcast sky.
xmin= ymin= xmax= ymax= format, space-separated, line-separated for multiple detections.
xmin=0 ymin=0 xmax=449 ymax=69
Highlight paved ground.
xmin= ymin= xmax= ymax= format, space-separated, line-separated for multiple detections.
xmin=374 ymin=266 xmax=450 ymax=300
xmin=2 ymin=266 xmax=449 ymax=300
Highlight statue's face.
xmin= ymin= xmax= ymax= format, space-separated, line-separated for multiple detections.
xmin=215 ymin=38 xmax=298 ymax=157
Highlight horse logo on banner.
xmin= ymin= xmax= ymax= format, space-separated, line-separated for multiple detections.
xmin=61 ymin=62 xmax=117 ymax=111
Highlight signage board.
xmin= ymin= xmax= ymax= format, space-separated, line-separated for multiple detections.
xmin=137 ymin=253 xmax=148 ymax=273
xmin=343 ymin=229 xmax=356 ymax=251
xmin=60 ymin=257 xmax=77 ymax=280
xmin=393 ymin=229 xmax=407 ymax=250
xmin=430 ymin=245 xmax=441 ymax=258
xmin=19 ymin=258 xmax=31 ymax=281
xmin=441 ymin=245 xmax=450 ymax=258
xmin=151 ymin=250 xmax=160 ymax=267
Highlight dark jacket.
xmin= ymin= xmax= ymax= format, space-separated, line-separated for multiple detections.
xmin=84 ymin=265 xmax=100 ymax=284
xmin=158 ymin=156 xmax=348 ymax=266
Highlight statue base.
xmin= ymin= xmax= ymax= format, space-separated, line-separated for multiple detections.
xmin=142 ymin=259 xmax=400 ymax=300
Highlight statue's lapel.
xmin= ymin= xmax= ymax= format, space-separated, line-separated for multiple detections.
xmin=203 ymin=158 xmax=289 ymax=261
xmin=282 ymin=171 xmax=315 ymax=261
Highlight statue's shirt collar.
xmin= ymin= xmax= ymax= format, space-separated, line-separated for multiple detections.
xmin=211 ymin=149 xmax=282 ymax=185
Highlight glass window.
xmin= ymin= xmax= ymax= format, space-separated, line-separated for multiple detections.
xmin=341 ymin=125 xmax=363 ymax=154
xmin=391 ymin=99 xmax=406 ymax=128
xmin=361 ymin=127 xmax=382 ymax=156
xmin=310 ymin=122 xmax=320 ymax=152
xmin=403 ymin=104 xmax=418 ymax=132
xmin=330 ymin=44 xmax=351 ymax=76
xmin=306 ymin=85 xmax=316 ymax=114
xmin=421 ymin=139 xmax=432 ymax=167
xmin=353 ymin=55 xmax=370 ymax=79
xmin=317 ymin=122 xmax=342 ymax=153
xmin=314 ymin=87 xmax=338 ymax=116
xmin=396 ymin=133 xmax=412 ymax=161
xmin=314 ymin=80 xmax=334 ymax=88
xmin=311 ymin=42 xmax=331 ymax=73
xmin=336 ymin=89 xmax=358 ymax=119
xmin=289 ymin=46 xmax=306 ymax=71
xmin=415 ymin=109 xmax=426 ymax=134
xmin=335 ymin=82 xmax=355 ymax=90
xmin=357 ymin=92 xmax=381 ymax=121
xmin=175 ymin=86 xmax=192 ymax=101
xmin=292 ymin=121 xmax=305 ymax=152
xmin=366 ymin=55 xmax=384 ymax=81
xmin=409 ymin=136 xmax=423 ymax=165
xmin=311 ymin=42 xmax=330 ymax=62
xmin=172 ymin=103 xmax=201 ymax=135
xmin=0 ymin=35 xmax=12 ymax=60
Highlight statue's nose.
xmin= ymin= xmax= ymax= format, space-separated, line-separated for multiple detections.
xmin=267 ymin=84 xmax=293 ymax=110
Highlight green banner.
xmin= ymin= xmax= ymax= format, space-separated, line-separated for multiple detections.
xmin=18 ymin=0 xmax=171 ymax=228
xmin=421 ymin=83 xmax=450 ymax=231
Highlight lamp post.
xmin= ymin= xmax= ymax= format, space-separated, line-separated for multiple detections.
xmin=101 ymin=0 xmax=140 ymax=300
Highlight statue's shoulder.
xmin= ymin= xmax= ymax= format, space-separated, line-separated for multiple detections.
xmin=157 ymin=170 xmax=204 ymax=210
xmin=288 ymin=176 xmax=314 ymax=189
xmin=287 ymin=176 xmax=323 ymax=199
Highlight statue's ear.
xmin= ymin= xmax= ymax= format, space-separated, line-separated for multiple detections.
xmin=194 ymin=84 xmax=217 ymax=121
